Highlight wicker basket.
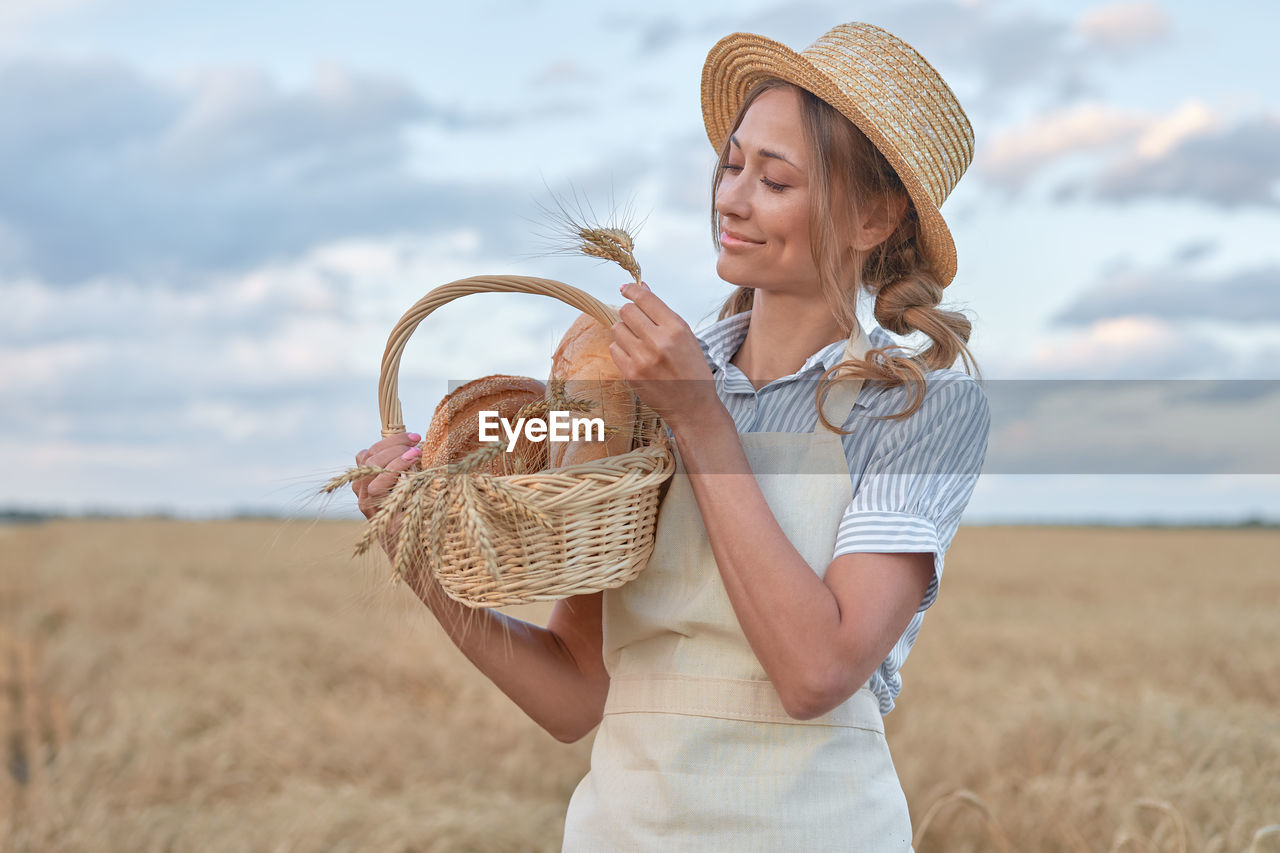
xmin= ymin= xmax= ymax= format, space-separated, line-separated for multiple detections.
xmin=377 ymin=275 xmax=676 ymax=608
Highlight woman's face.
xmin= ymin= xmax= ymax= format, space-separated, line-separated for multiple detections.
xmin=714 ymin=86 xmax=819 ymax=295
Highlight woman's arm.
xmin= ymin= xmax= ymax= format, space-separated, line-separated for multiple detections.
xmin=409 ymin=578 xmax=609 ymax=743
xmin=609 ymin=282 xmax=933 ymax=719
xmin=353 ymin=435 xmax=609 ymax=743
xmin=672 ymin=409 xmax=932 ymax=719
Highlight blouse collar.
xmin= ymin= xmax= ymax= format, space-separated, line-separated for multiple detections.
xmin=698 ymin=309 xmax=896 ymax=380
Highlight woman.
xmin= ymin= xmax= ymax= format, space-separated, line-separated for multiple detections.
xmin=354 ymin=21 xmax=989 ymax=852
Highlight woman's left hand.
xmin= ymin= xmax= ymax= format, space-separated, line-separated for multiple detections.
xmin=610 ymin=281 xmax=721 ymax=434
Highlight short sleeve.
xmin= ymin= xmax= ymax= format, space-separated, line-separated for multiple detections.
xmin=832 ymin=372 xmax=990 ymax=612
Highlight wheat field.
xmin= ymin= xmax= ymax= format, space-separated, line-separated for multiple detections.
xmin=2 ymin=519 xmax=1277 ymax=852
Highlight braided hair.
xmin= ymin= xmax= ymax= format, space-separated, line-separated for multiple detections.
xmin=711 ymin=79 xmax=980 ymax=430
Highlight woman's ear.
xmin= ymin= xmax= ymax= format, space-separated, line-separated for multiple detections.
xmin=850 ymin=192 xmax=909 ymax=252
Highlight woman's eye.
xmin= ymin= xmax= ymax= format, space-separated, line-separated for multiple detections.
xmin=720 ymin=162 xmax=786 ymax=191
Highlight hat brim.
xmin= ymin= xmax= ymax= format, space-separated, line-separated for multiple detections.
xmin=701 ymin=31 xmax=958 ymax=287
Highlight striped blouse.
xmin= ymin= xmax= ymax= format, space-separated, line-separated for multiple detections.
xmin=695 ymin=309 xmax=991 ymax=714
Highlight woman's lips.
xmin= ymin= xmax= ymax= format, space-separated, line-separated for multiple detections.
xmin=721 ymin=230 xmax=762 ymax=248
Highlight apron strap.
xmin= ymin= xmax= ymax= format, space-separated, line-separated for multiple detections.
xmin=813 ymin=318 xmax=871 ymax=434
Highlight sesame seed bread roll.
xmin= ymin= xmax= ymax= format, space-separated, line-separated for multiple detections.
xmin=548 ymin=311 xmax=636 ymax=467
xmin=421 ymin=374 xmax=547 ymax=476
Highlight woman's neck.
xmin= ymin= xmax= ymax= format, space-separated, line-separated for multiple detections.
xmin=729 ymin=290 xmax=846 ymax=390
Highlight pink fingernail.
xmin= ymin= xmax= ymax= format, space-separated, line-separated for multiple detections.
xmin=640 ymin=281 xmax=650 ymax=290
xmin=619 ymin=283 xmax=627 ymax=293
xmin=406 ymin=432 xmax=421 ymax=442
xmin=402 ymin=447 xmax=422 ymax=460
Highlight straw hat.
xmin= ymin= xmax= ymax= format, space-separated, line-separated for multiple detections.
xmin=701 ymin=21 xmax=975 ymax=287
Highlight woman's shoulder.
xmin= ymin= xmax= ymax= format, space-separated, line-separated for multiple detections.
xmin=851 ymin=369 xmax=989 ymax=475
xmin=860 ymin=366 xmax=988 ymax=421
xmin=923 ymin=367 xmax=988 ymax=409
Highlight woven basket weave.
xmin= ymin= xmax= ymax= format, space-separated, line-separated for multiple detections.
xmin=377 ymin=275 xmax=676 ymax=608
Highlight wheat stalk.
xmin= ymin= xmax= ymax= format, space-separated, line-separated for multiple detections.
xmin=531 ymin=188 xmax=644 ymax=285
xmin=458 ymin=476 xmax=501 ymax=582
xmin=1108 ymin=799 xmax=1188 ymax=853
xmin=913 ymin=789 xmax=1015 ymax=853
xmin=479 ymin=478 xmax=557 ymax=533
xmin=578 ymin=227 xmax=641 ymax=284
xmin=320 ymin=464 xmax=388 ymax=494
xmin=425 ymin=485 xmax=454 ymax=582
xmin=356 ymin=469 xmax=417 ymax=557
xmin=1246 ymin=825 xmax=1280 ymax=853
xmin=395 ymin=474 xmax=431 ymax=585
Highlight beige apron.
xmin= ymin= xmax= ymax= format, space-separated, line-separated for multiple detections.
xmin=562 ymin=323 xmax=914 ymax=852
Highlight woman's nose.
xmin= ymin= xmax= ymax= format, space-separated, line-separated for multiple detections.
xmin=715 ymin=170 xmax=749 ymax=221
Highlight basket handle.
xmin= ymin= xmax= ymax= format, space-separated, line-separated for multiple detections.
xmin=378 ymin=275 xmax=621 ymax=436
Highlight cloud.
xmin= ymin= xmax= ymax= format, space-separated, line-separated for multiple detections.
xmin=636 ymin=18 xmax=685 ymax=55
xmin=980 ymin=99 xmax=1218 ymax=191
xmin=1076 ymin=1 xmax=1170 ymax=54
xmin=704 ymin=3 xmax=846 ymax=49
xmin=0 ymin=229 xmax=578 ymax=511
xmin=601 ymin=6 xmax=832 ymax=59
xmin=939 ymin=11 xmax=1085 ymax=104
xmin=1052 ymin=262 xmax=1280 ymax=327
xmin=979 ymin=100 xmax=1280 ymax=208
xmin=644 ymin=131 xmax=718 ymax=215
xmin=0 ymin=0 xmax=99 ymax=44
xmin=0 ymin=228 xmax=565 ymax=398
xmin=608 ymin=2 xmax=1170 ymax=117
xmin=1090 ymin=114 xmax=1280 ymax=208
xmin=982 ymin=378 xmax=1280 ymax=474
xmin=1170 ymin=239 xmax=1217 ymax=264
xmin=979 ymin=102 xmax=1150 ymax=188
xmin=762 ymin=1 xmax=1173 ymax=111
xmin=863 ymin=2 xmax=1155 ymax=109
xmin=0 ymin=57 xmax=536 ymax=287
xmin=1007 ymin=316 xmax=1238 ymax=379
xmin=529 ymin=60 xmax=591 ymax=88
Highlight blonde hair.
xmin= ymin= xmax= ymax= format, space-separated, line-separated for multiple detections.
xmin=712 ymin=79 xmax=979 ymax=429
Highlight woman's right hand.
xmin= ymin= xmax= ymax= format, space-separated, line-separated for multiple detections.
xmin=352 ymin=431 xmax=422 ymax=520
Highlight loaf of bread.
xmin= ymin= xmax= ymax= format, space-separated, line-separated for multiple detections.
xmin=420 ymin=374 xmax=548 ymax=476
xmin=547 ymin=312 xmax=636 ymax=467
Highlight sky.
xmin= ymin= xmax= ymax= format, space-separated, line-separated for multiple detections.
xmin=1 ymin=0 xmax=1278 ymax=522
